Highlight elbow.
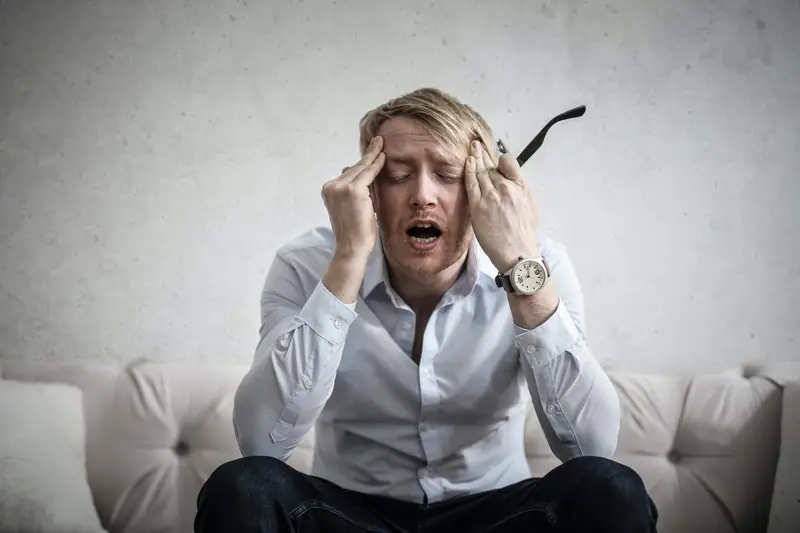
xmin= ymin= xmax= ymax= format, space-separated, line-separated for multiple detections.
xmin=577 ymin=388 xmax=621 ymax=459
xmin=579 ymin=426 xmax=619 ymax=459
xmin=232 ymin=385 xmax=258 ymax=457
xmin=232 ymin=411 xmax=257 ymax=458
xmin=232 ymin=377 xmax=286 ymax=460
xmin=557 ymin=426 xmax=618 ymax=463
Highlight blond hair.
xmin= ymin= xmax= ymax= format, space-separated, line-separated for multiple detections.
xmin=358 ymin=87 xmax=499 ymax=161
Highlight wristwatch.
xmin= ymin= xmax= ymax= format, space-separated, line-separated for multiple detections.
xmin=495 ymin=256 xmax=550 ymax=295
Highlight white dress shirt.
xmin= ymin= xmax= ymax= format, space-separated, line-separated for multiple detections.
xmin=233 ymin=226 xmax=620 ymax=503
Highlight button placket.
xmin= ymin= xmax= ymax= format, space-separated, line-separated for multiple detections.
xmin=417 ymin=310 xmax=443 ymax=469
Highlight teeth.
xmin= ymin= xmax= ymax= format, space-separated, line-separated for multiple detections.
xmin=415 ymin=223 xmax=432 ymax=228
xmin=411 ymin=236 xmax=437 ymax=243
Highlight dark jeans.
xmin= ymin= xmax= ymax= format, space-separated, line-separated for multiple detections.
xmin=195 ymin=455 xmax=658 ymax=533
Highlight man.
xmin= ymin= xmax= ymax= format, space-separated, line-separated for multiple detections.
xmin=195 ymin=88 xmax=657 ymax=532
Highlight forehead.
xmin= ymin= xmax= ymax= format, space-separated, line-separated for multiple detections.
xmin=377 ymin=116 xmax=465 ymax=165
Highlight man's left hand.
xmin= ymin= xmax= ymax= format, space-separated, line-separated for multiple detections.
xmin=464 ymin=140 xmax=540 ymax=272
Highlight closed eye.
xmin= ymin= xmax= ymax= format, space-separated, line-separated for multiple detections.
xmin=379 ymin=170 xmax=460 ymax=183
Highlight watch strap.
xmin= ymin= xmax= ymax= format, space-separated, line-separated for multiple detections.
xmin=494 ymin=256 xmax=550 ymax=294
xmin=495 ymin=272 xmax=516 ymax=293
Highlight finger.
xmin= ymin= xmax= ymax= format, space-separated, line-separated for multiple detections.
xmin=352 ymin=151 xmax=385 ymax=186
xmin=497 ymin=152 xmax=525 ymax=183
xmin=340 ymin=136 xmax=383 ymax=181
xmin=480 ymin=145 xmax=496 ymax=170
xmin=481 ymin=148 xmax=504 ymax=186
xmin=342 ymin=137 xmax=381 ymax=180
xmin=463 ymin=155 xmax=480 ymax=204
xmin=471 ymin=141 xmax=493 ymax=193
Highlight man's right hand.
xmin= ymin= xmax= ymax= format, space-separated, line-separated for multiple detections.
xmin=322 ymin=135 xmax=385 ymax=262
xmin=320 ymin=136 xmax=385 ymax=304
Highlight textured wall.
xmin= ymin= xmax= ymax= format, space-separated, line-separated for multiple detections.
xmin=0 ymin=0 xmax=798 ymax=373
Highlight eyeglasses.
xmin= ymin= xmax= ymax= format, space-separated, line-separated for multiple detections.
xmin=497 ymin=105 xmax=586 ymax=167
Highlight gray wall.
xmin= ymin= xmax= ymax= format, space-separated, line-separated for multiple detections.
xmin=1 ymin=0 xmax=798 ymax=374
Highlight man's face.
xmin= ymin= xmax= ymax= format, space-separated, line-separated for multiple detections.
xmin=371 ymin=116 xmax=473 ymax=281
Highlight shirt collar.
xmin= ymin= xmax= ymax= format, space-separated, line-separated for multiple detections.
xmin=360 ymin=235 xmax=498 ymax=300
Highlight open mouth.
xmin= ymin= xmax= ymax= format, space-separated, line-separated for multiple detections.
xmin=406 ymin=222 xmax=442 ymax=244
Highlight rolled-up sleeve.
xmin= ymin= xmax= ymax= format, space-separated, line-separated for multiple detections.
xmin=516 ymin=242 xmax=620 ymax=462
xmin=233 ymin=253 xmax=357 ymax=461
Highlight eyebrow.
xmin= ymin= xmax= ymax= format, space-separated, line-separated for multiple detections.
xmin=385 ymin=153 xmax=462 ymax=168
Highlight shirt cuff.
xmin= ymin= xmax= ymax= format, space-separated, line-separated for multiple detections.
xmin=296 ymin=281 xmax=358 ymax=345
xmin=514 ymin=299 xmax=581 ymax=367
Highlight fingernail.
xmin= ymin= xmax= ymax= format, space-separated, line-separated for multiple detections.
xmin=369 ymin=137 xmax=376 ymax=148
xmin=473 ymin=141 xmax=482 ymax=153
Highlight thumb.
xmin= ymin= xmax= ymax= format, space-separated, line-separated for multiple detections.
xmin=497 ymin=153 xmax=524 ymax=183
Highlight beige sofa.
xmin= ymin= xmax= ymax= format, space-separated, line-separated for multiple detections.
xmin=1 ymin=359 xmax=798 ymax=533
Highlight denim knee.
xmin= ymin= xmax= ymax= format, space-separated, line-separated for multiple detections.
xmin=567 ymin=456 xmax=645 ymax=494
xmin=564 ymin=456 xmax=657 ymax=528
xmin=199 ymin=455 xmax=294 ymax=504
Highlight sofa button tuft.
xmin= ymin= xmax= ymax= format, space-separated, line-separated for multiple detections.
xmin=667 ymin=449 xmax=681 ymax=463
xmin=174 ymin=440 xmax=190 ymax=456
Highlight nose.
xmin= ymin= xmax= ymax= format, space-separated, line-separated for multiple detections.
xmin=409 ymin=171 xmax=438 ymax=209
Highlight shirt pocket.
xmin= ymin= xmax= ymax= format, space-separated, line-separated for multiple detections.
xmin=269 ymin=386 xmax=311 ymax=443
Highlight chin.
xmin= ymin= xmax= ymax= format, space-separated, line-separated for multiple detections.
xmin=397 ymin=241 xmax=461 ymax=278
xmin=399 ymin=254 xmax=443 ymax=277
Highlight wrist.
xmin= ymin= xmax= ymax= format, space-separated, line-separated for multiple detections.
xmin=495 ymin=248 xmax=541 ymax=273
xmin=331 ymin=248 xmax=371 ymax=269
xmin=324 ymin=252 xmax=369 ymax=305
xmin=508 ymin=283 xmax=559 ymax=330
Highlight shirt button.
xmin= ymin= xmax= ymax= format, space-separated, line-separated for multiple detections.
xmin=333 ymin=319 xmax=342 ymax=329
xmin=422 ymin=369 xmax=430 ymax=378
xmin=402 ymin=321 xmax=413 ymax=330
xmin=302 ymin=379 xmax=312 ymax=389
xmin=525 ymin=345 xmax=536 ymax=354
xmin=547 ymin=404 xmax=557 ymax=414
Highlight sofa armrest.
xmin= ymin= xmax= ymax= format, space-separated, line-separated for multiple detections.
xmin=768 ymin=378 xmax=800 ymax=533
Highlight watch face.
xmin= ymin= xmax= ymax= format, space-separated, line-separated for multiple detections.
xmin=512 ymin=260 xmax=547 ymax=294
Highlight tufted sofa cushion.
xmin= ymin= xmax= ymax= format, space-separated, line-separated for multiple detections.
xmin=0 ymin=361 xmax=247 ymax=533
xmin=0 ymin=360 xmax=788 ymax=533
xmin=525 ymin=370 xmax=783 ymax=533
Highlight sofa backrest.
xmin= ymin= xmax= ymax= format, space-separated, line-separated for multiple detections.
xmin=0 ymin=360 xmax=784 ymax=533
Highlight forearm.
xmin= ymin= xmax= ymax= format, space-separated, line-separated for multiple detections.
xmin=516 ymin=302 xmax=620 ymax=461
xmin=234 ymin=324 xmax=338 ymax=460
xmin=234 ymin=256 xmax=367 ymax=460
